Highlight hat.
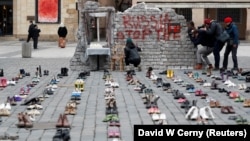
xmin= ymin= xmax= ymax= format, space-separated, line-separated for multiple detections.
xmin=126 ymin=38 xmax=133 ymax=44
xmin=224 ymin=17 xmax=232 ymax=23
xmin=204 ymin=18 xmax=211 ymax=24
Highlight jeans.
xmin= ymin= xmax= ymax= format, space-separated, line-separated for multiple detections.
xmin=222 ymin=44 xmax=238 ymax=69
xmin=196 ymin=46 xmax=213 ymax=65
xmin=213 ymin=40 xmax=225 ymax=68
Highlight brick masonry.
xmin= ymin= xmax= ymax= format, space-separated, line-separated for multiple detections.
xmin=70 ymin=2 xmax=196 ymax=71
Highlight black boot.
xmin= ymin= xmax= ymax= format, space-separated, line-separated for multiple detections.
xmin=0 ymin=69 xmax=3 ymax=77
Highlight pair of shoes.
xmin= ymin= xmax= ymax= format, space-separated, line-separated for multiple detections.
xmin=44 ymin=70 xmax=49 ymax=75
xmin=53 ymin=128 xmax=71 ymax=141
xmin=56 ymin=114 xmax=71 ymax=128
xmin=64 ymin=102 xmax=77 ymax=115
xmin=209 ymin=100 xmax=221 ymax=108
xmin=16 ymin=112 xmax=33 ymax=128
xmin=108 ymin=127 xmax=120 ymax=138
xmin=221 ymin=106 xmax=235 ymax=114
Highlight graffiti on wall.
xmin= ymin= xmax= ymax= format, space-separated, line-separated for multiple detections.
xmin=116 ymin=14 xmax=181 ymax=41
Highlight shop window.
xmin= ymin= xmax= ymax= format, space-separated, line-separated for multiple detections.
xmin=217 ymin=8 xmax=241 ymax=23
xmin=175 ymin=8 xmax=192 ymax=22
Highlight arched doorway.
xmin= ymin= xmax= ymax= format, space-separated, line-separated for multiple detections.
xmin=0 ymin=0 xmax=13 ymax=36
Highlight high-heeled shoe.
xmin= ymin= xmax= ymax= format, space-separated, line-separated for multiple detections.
xmin=62 ymin=114 xmax=70 ymax=128
xmin=56 ymin=114 xmax=63 ymax=128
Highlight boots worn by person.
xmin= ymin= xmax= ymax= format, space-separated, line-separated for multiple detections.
xmin=208 ymin=64 xmax=213 ymax=69
xmin=194 ymin=63 xmax=202 ymax=70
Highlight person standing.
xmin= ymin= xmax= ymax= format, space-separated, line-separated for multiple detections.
xmin=221 ymin=17 xmax=239 ymax=71
xmin=124 ymin=38 xmax=142 ymax=71
xmin=32 ymin=24 xmax=41 ymax=49
xmin=198 ymin=18 xmax=225 ymax=70
xmin=27 ymin=21 xmax=34 ymax=42
xmin=57 ymin=23 xmax=68 ymax=48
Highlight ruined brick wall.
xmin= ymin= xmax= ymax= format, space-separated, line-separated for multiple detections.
xmin=70 ymin=2 xmax=196 ymax=71
xmin=114 ymin=2 xmax=196 ymax=70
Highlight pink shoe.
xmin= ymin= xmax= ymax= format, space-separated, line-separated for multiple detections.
xmin=0 ymin=77 xmax=7 ymax=87
xmin=177 ymin=98 xmax=186 ymax=103
xmin=108 ymin=128 xmax=114 ymax=138
xmin=113 ymin=127 xmax=120 ymax=138
xmin=19 ymin=87 xmax=25 ymax=95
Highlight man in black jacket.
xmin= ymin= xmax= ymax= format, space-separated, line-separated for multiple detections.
xmin=32 ymin=24 xmax=41 ymax=49
xmin=27 ymin=21 xmax=34 ymax=42
xmin=198 ymin=18 xmax=225 ymax=70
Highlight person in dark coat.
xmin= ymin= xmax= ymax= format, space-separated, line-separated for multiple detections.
xmin=221 ymin=16 xmax=239 ymax=71
xmin=57 ymin=23 xmax=68 ymax=48
xmin=57 ymin=23 xmax=68 ymax=38
xmin=27 ymin=20 xmax=34 ymax=42
xmin=124 ymin=38 xmax=141 ymax=71
xmin=191 ymin=29 xmax=215 ymax=70
xmin=32 ymin=24 xmax=41 ymax=49
xmin=198 ymin=18 xmax=225 ymax=70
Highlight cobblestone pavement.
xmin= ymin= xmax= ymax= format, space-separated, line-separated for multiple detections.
xmin=0 ymin=41 xmax=250 ymax=141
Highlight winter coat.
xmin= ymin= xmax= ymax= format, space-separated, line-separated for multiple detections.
xmin=32 ymin=27 xmax=41 ymax=38
xmin=191 ymin=30 xmax=215 ymax=47
xmin=124 ymin=42 xmax=141 ymax=62
xmin=205 ymin=20 xmax=223 ymax=41
xmin=225 ymin=22 xmax=239 ymax=45
xmin=58 ymin=27 xmax=68 ymax=38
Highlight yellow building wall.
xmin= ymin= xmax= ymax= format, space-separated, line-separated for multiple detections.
xmin=13 ymin=0 xmax=78 ymax=41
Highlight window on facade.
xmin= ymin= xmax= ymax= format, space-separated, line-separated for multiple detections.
xmin=217 ymin=8 xmax=241 ymax=23
xmin=174 ymin=8 xmax=192 ymax=22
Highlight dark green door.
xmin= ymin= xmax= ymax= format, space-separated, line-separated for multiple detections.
xmin=0 ymin=0 xmax=13 ymax=35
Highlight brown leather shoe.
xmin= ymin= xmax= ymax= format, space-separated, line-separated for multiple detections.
xmin=17 ymin=113 xmax=25 ymax=127
xmin=194 ymin=63 xmax=202 ymax=70
xmin=23 ymin=112 xmax=33 ymax=128
xmin=56 ymin=114 xmax=63 ymax=128
xmin=209 ymin=101 xmax=216 ymax=108
xmin=215 ymin=101 xmax=221 ymax=108
xmin=221 ymin=106 xmax=229 ymax=114
xmin=208 ymin=64 xmax=213 ymax=69
xmin=227 ymin=106 xmax=235 ymax=114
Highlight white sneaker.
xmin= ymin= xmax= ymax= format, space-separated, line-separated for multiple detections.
xmin=190 ymin=107 xmax=199 ymax=120
xmin=199 ymin=107 xmax=209 ymax=120
xmin=185 ymin=106 xmax=196 ymax=119
xmin=227 ymin=82 xmax=236 ymax=88
xmin=152 ymin=113 xmax=160 ymax=121
xmin=224 ymin=80 xmax=231 ymax=85
xmin=5 ymin=103 xmax=11 ymax=110
xmin=0 ymin=103 xmax=5 ymax=109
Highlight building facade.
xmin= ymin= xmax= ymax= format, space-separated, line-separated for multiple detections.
xmin=0 ymin=0 xmax=249 ymax=41
xmin=134 ymin=0 xmax=250 ymax=40
xmin=0 ymin=0 xmax=79 ymax=41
